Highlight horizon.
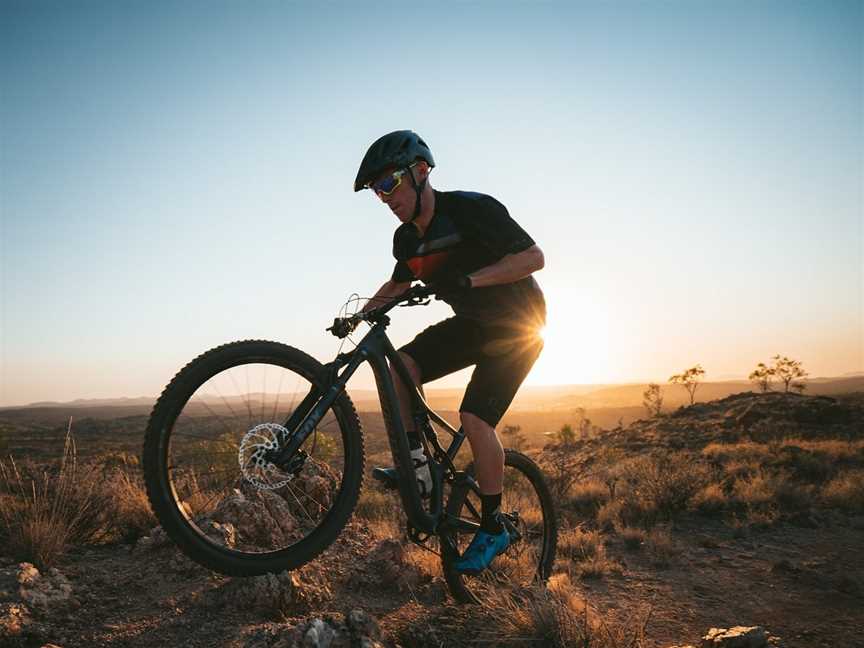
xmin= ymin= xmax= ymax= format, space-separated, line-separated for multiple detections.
xmin=2 ymin=1 xmax=862 ymax=407
xmin=4 ymin=371 xmax=863 ymax=410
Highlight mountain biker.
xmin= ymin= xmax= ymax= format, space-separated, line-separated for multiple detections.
xmin=354 ymin=130 xmax=546 ymax=575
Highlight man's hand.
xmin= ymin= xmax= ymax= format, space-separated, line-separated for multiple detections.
xmin=431 ymin=273 xmax=473 ymax=298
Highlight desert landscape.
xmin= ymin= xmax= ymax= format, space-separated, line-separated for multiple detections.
xmin=1 ymin=375 xmax=862 ymax=648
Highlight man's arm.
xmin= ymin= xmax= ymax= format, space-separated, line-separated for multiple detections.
xmin=466 ymin=244 xmax=544 ymax=289
xmin=361 ymin=279 xmax=413 ymax=313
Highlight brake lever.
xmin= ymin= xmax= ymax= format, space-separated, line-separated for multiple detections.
xmin=399 ymin=296 xmax=432 ymax=307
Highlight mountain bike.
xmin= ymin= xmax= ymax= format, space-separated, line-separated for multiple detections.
xmin=142 ymin=284 xmax=557 ymax=603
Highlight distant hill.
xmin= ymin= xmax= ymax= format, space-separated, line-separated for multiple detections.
xmin=2 ymin=376 xmax=861 ymax=424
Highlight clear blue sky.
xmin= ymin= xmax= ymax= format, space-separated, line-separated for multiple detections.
xmin=1 ymin=1 xmax=861 ymax=406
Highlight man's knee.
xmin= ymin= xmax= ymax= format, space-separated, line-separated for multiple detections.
xmin=460 ymin=411 xmax=495 ymax=438
xmin=391 ymin=351 xmax=422 ymax=386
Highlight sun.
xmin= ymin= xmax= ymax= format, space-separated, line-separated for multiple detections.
xmin=526 ymin=303 xmax=612 ymax=385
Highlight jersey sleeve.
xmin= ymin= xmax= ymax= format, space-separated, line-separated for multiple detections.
xmin=455 ymin=195 xmax=536 ymax=257
xmin=391 ymin=225 xmax=416 ymax=283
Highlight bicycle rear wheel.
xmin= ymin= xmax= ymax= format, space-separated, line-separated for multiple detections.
xmin=440 ymin=450 xmax=557 ymax=603
xmin=143 ymin=340 xmax=364 ymax=576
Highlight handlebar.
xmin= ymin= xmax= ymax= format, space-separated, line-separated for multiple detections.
xmin=326 ymin=284 xmax=435 ymax=338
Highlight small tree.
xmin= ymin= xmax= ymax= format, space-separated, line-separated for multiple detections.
xmin=543 ymin=423 xmax=580 ymax=499
xmin=668 ymin=364 xmax=705 ymax=405
xmin=554 ymin=423 xmax=577 ymax=445
xmin=501 ymin=424 xmax=528 ymax=452
xmin=770 ymin=355 xmax=808 ymax=393
xmin=642 ymin=383 xmax=664 ymax=417
xmin=748 ymin=362 xmax=775 ymax=393
xmin=572 ymin=407 xmax=594 ymax=439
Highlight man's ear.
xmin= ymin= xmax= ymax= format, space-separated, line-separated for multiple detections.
xmin=414 ymin=160 xmax=430 ymax=181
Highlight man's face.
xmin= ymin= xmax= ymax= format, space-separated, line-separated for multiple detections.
xmin=369 ymin=161 xmax=428 ymax=223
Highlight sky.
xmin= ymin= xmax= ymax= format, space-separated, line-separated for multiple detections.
xmin=1 ymin=0 xmax=861 ymax=407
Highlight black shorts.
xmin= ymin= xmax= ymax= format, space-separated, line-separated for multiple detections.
xmin=398 ymin=316 xmax=544 ymax=428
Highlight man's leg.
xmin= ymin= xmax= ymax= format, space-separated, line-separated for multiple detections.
xmin=374 ymin=318 xmax=479 ymax=493
xmin=454 ymin=331 xmax=544 ymax=573
xmin=389 ymin=351 xmax=423 ymax=445
xmin=460 ymin=411 xmax=504 ymax=495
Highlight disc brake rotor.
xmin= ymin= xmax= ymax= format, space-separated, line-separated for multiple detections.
xmin=238 ymin=422 xmax=295 ymax=490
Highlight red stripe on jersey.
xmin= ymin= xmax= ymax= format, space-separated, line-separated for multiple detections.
xmin=407 ymin=251 xmax=450 ymax=280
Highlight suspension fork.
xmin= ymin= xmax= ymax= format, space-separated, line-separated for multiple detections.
xmin=269 ymin=348 xmax=366 ymax=468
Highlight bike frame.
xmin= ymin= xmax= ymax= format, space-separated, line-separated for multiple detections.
xmin=271 ymin=299 xmax=481 ymax=539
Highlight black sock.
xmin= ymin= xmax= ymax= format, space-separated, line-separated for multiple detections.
xmin=480 ymin=492 xmax=504 ymax=534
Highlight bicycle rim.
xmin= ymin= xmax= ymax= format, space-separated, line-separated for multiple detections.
xmin=147 ymin=342 xmax=362 ymax=569
xmin=441 ymin=451 xmax=557 ymax=603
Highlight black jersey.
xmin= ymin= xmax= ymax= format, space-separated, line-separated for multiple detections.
xmin=391 ymin=190 xmax=545 ymax=325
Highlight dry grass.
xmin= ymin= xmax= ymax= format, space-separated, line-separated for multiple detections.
xmin=703 ymin=440 xmax=772 ymax=464
xmin=731 ymin=470 xmax=775 ymax=507
xmin=558 ymin=527 xmax=603 ymax=561
xmin=609 ymin=453 xmax=712 ymax=528
xmin=354 ymin=487 xmax=397 ymax=522
xmin=596 ymin=500 xmax=623 ymax=532
xmin=568 ymin=479 xmax=610 ymax=516
xmin=821 ymin=469 xmax=864 ymax=512
xmin=576 ymin=547 xmax=624 ymax=580
xmin=395 ymin=575 xmax=650 ymax=647
xmin=0 ymin=421 xmax=105 ymax=568
xmin=0 ymin=420 xmax=167 ymax=565
xmin=104 ymin=468 xmax=157 ymax=543
xmin=618 ymin=526 xmax=646 ymax=551
xmin=690 ymin=483 xmax=727 ymax=515
xmin=644 ymin=527 xmax=679 ymax=568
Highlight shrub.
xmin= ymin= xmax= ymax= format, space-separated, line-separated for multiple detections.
xmin=702 ymin=441 xmax=770 ymax=464
xmin=690 ymin=483 xmax=727 ymax=515
xmin=354 ymin=488 xmax=396 ymax=522
xmin=821 ymin=470 xmax=864 ymax=513
xmin=614 ymin=453 xmax=711 ymax=526
xmin=731 ymin=471 xmax=774 ymax=508
xmin=576 ymin=547 xmax=623 ymax=580
xmin=0 ymin=424 xmax=105 ymax=568
xmin=645 ymin=527 xmax=679 ymax=568
xmin=618 ymin=526 xmax=646 ymax=550
xmin=568 ymin=479 xmax=609 ymax=517
xmin=558 ymin=527 xmax=602 ymax=562
xmin=596 ymin=500 xmax=622 ymax=532
xmin=104 ymin=468 xmax=157 ymax=543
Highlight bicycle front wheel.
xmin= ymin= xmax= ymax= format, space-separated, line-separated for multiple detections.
xmin=142 ymin=340 xmax=364 ymax=576
xmin=440 ymin=450 xmax=558 ymax=603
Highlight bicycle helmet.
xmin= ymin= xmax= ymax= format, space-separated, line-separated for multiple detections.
xmin=354 ymin=130 xmax=435 ymax=221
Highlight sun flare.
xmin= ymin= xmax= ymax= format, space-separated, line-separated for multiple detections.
xmin=526 ymin=304 xmax=612 ymax=385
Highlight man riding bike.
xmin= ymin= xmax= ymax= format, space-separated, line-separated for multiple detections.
xmin=354 ymin=130 xmax=546 ymax=574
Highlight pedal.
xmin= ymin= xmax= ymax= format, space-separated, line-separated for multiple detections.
xmin=372 ymin=467 xmax=399 ymax=490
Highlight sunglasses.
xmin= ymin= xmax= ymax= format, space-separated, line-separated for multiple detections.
xmin=367 ymin=162 xmax=417 ymax=196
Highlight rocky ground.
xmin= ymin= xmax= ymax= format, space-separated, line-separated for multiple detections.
xmin=1 ymin=391 xmax=862 ymax=647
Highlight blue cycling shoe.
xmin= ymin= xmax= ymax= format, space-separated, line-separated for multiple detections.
xmin=454 ymin=528 xmax=510 ymax=574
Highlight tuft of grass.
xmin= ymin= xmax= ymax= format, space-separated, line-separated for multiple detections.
xmin=576 ymin=546 xmax=623 ymax=580
xmin=645 ymin=527 xmax=679 ymax=568
xmin=821 ymin=469 xmax=864 ymax=513
xmin=614 ymin=453 xmax=712 ymax=527
xmin=690 ymin=483 xmax=727 ymax=515
xmin=731 ymin=471 xmax=774 ymax=508
xmin=618 ymin=526 xmax=646 ymax=551
xmin=0 ymin=420 xmax=104 ymax=568
xmin=354 ymin=487 xmax=397 ymax=522
xmin=103 ymin=468 xmax=157 ymax=543
xmin=396 ymin=578 xmax=650 ymax=648
xmin=568 ymin=479 xmax=610 ymax=516
xmin=596 ymin=500 xmax=623 ymax=532
xmin=558 ymin=527 xmax=603 ymax=561
xmin=703 ymin=440 xmax=771 ymax=464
